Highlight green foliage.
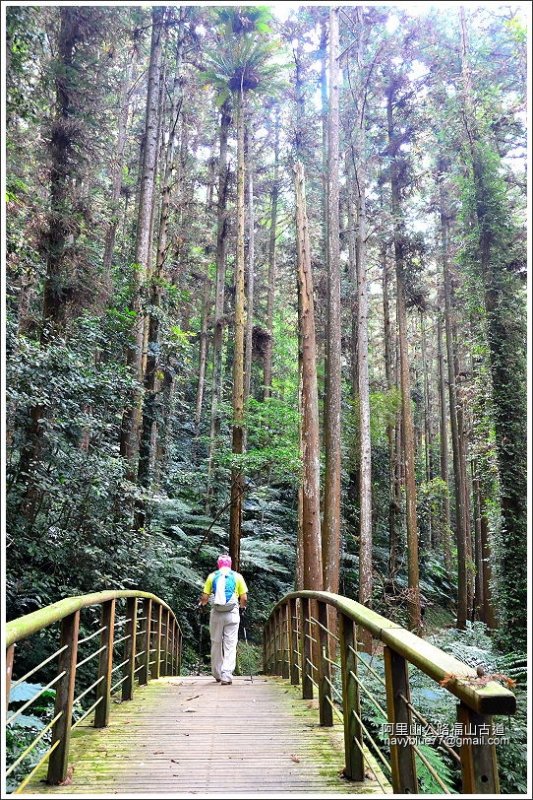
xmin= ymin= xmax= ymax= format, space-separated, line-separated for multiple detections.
xmin=6 ymin=681 xmax=56 ymax=792
xmin=201 ymin=6 xmax=288 ymax=105
xmin=355 ymin=653 xmax=458 ymax=794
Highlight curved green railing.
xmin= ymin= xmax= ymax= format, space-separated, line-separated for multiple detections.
xmin=5 ymin=591 xmax=182 ymax=791
xmin=264 ymin=590 xmax=515 ymax=795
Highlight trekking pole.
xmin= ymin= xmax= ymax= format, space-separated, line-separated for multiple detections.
xmin=240 ymin=609 xmax=253 ymax=684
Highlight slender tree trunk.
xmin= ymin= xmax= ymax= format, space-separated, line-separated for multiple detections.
xmin=439 ymin=183 xmax=468 ymax=629
xmin=244 ymin=122 xmax=255 ymax=408
xmin=295 ymin=161 xmax=323 ymax=590
xmin=455 ymin=364 xmax=474 ymax=619
xmin=263 ymin=112 xmax=280 ymax=400
xmin=479 ymin=488 xmax=497 ymax=629
xmin=382 ymin=248 xmax=400 ymax=580
xmin=437 ymin=313 xmax=452 ymax=567
xmin=472 ymin=464 xmax=485 ymax=620
xmin=421 ymin=312 xmax=433 ymax=483
xmin=322 ymin=7 xmax=342 ymax=596
xmin=350 ymin=8 xmax=373 ymax=639
xmin=119 ymin=7 xmax=164 ymax=481
xmin=346 ymin=155 xmax=358 ymax=402
xmin=229 ymin=91 xmax=246 ymax=571
xmin=195 ymin=273 xmax=211 ymax=433
xmin=320 ymin=18 xmax=330 ymax=409
xmin=136 ymin=26 xmax=185 ymax=529
xmin=103 ymin=68 xmax=131 ymax=278
xmin=387 ymin=87 xmax=421 ymax=632
xmin=356 ymin=168 xmax=372 ymax=644
xmin=206 ymin=101 xmax=231 ymax=509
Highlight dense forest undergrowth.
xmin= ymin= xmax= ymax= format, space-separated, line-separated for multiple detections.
xmin=4 ymin=3 xmax=528 ymax=793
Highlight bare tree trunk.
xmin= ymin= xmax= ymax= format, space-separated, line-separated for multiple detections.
xmin=244 ymin=122 xmax=255 ymax=408
xmin=195 ymin=273 xmax=211 ymax=433
xmin=103 ymin=68 xmax=131 ymax=278
xmin=322 ymin=7 xmax=342 ymax=596
xmin=437 ymin=313 xmax=452 ymax=567
xmin=206 ymin=101 xmax=231 ymax=509
xmin=119 ymin=7 xmax=164 ymax=480
xmin=387 ymin=86 xmax=421 ymax=632
xmin=456 ymin=371 xmax=474 ymax=619
xmin=479 ymin=488 xmax=497 ymax=629
xmin=382 ymin=248 xmax=399 ymax=579
xmin=136 ymin=20 xmax=185 ymax=529
xmin=349 ymin=8 xmax=373 ymax=645
xmin=229 ymin=91 xmax=246 ymax=571
xmin=295 ymin=161 xmax=323 ymax=590
xmin=421 ymin=312 xmax=433 ymax=482
xmin=472 ymin=463 xmax=485 ymax=620
xmin=439 ymin=180 xmax=468 ymax=629
xmin=263 ymin=111 xmax=280 ymax=400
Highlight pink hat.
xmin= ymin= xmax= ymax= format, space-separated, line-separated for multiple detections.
xmin=217 ymin=554 xmax=232 ymax=568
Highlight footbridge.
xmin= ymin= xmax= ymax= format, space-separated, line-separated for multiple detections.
xmin=5 ymin=590 xmax=515 ymax=795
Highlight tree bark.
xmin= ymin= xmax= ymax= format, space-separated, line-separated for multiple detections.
xmin=387 ymin=85 xmax=421 ymax=632
xmin=322 ymin=7 xmax=342 ymax=596
xmin=437 ymin=313 xmax=452 ymax=567
xmin=383 ymin=249 xmax=400 ymax=579
xmin=244 ymin=121 xmax=255 ymax=408
xmin=263 ymin=111 xmax=280 ymax=400
xmin=295 ymin=161 xmax=323 ymax=590
xmin=206 ymin=101 xmax=231 ymax=509
xmin=439 ymin=180 xmax=468 ymax=629
xmin=103 ymin=67 xmax=131 ymax=279
xmin=195 ymin=273 xmax=211 ymax=434
xmin=119 ymin=7 xmax=164 ymax=480
xmin=229 ymin=91 xmax=246 ymax=571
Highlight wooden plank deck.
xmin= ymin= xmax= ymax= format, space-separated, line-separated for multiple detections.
xmin=20 ymin=676 xmax=391 ymax=795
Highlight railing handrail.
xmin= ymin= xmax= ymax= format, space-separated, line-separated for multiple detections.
xmin=6 ymin=590 xmax=183 ymax=790
xmin=270 ymin=591 xmax=515 ymax=716
xmin=6 ymin=590 xmax=180 ymax=647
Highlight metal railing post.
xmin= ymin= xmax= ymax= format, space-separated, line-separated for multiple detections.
xmin=122 ymin=597 xmax=137 ymax=701
xmin=317 ymin=600 xmax=333 ymax=727
xmin=95 ymin=599 xmax=116 ymax=728
xmin=457 ymin=702 xmax=500 ymax=793
xmin=339 ymin=613 xmax=364 ymax=781
xmin=384 ymin=645 xmax=417 ymax=793
xmin=300 ymin=597 xmax=313 ymax=699
xmin=47 ymin=610 xmax=80 ymax=784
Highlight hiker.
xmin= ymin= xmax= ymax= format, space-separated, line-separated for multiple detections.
xmin=199 ymin=554 xmax=248 ymax=685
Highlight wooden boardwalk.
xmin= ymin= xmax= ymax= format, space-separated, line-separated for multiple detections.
xmin=21 ymin=676 xmax=390 ymax=795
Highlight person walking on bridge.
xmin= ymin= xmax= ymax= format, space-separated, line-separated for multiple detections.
xmin=199 ymin=555 xmax=248 ymax=685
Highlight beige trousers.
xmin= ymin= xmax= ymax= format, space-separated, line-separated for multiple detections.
xmin=209 ymin=606 xmax=240 ymax=681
